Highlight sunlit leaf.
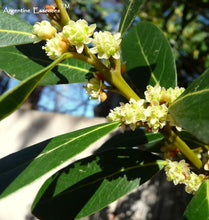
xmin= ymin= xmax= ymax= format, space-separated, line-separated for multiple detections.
xmin=183 ymin=180 xmax=209 ymax=220
xmin=0 ymin=10 xmax=34 ymax=47
xmin=169 ymin=68 xmax=209 ymax=144
xmin=0 ymin=122 xmax=119 ymax=198
xmin=119 ymin=0 xmax=145 ymax=36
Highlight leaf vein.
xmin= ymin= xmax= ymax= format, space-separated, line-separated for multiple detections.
xmin=120 ymin=0 xmax=134 ymax=34
xmin=171 ymin=88 xmax=209 ymax=106
xmin=58 ymin=63 xmax=94 ymax=73
xmin=0 ymin=29 xmax=33 ymax=36
xmin=135 ymin=29 xmax=158 ymax=84
xmin=0 ymin=123 xmax=118 ymax=177
xmin=36 ymin=123 xmax=118 ymax=159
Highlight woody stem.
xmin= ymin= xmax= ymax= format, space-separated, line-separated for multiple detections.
xmin=54 ymin=0 xmax=70 ymax=26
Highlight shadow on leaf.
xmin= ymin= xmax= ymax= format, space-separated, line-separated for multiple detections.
xmin=32 ymin=149 xmax=163 ymax=220
xmin=0 ymin=140 xmax=50 ymax=196
xmin=95 ymin=129 xmax=164 ymax=154
xmin=124 ymin=64 xmax=156 ymax=97
xmin=16 ymin=43 xmax=69 ymax=84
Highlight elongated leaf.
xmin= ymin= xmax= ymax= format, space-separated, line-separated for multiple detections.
xmin=96 ymin=129 xmax=163 ymax=153
xmin=32 ymin=149 xmax=165 ymax=220
xmin=0 ymin=43 xmax=93 ymax=85
xmin=122 ymin=21 xmax=177 ymax=96
xmin=169 ymin=68 xmax=209 ymax=144
xmin=0 ymin=122 xmax=119 ymax=199
xmin=183 ymin=180 xmax=209 ymax=220
xmin=0 ymin=54 xmax=68 ymax=120
xmin=119 ymin=0 xmax=145 ymax=36
xmin=0 ymin=10 xmax=34 ymax=47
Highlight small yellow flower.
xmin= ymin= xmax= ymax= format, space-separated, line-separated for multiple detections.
xmin=162 ymin=86 xmax=185 ymax=104
xmin=164 ymin=160 xmax=205 ymax=194
xmin=184 ymin=173 xmax=205 ymax=194
xmin=145 ymin=85 xmax=185 ymax=106
xmin=144 ymin=104 xmax=168 ymax=133
xmin=107 ymin=99 xmax=146 ymax=131
xmin=63 ymin=19 xmax=96 ymax=53
xmin=42 ymin=33 xmax=69 ymax=60
xmin=32 ymin=20 xmax=57 ymax=43
xmin=90 ymin=31 xmax=121 ymax=59
xmin=164 ymin=160 xmax=190 ymax=185
xmin=144 ymin=85 xmax=163 ymax=106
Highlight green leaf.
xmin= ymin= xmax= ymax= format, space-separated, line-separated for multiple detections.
xmin=0 ymin=122 xmax=119 ymax=199
xmin=122 ymin=21 xmax=177 ymax=97
xmin=32 ymin=149 xmax=165 ymax=220
xmin=119 ymin=0 xmax=145 ymax=37
xmin=169 ymin=68 xmax=209 ymax=144
xmin=0 ymin=54 xmax=67 ymax=120
xmin=0 ymin=43 xmax=93 ymax=85
xmin=0 ymin=10 xmax=34 ymax=47
xmin=183 ymin=180 xmax=209 ymax=220
xmin=96 ymin=129 xmax=163 ymax=153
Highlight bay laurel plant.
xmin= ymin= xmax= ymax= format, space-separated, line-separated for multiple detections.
xmin=0 ymin=0 xmax=209 ymax=219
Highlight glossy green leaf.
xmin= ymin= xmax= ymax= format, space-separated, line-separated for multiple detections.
xmin=96 ymin=129 xmax=163 ymax=153
xmin=32 ymin=149 xmax=165 ymax=220
xmin=169 ymin=68 xmax=209 ymax=144
xmin=0 ymin=43 xmax=93 ymax=85
xmin=0 ymin=54 xmax=68 ymax=120
xmin=0 ymin=10 xmax=34 ymax=47
xmin=0 ymin=122 xmax=119 ymax=199
xmin=122 ymin=21 xmax=177 ymax=96
xmin=119 ymin=0 xmax=145 ymax=36
xmin=183 ymin=180 xmax=209 ymax=220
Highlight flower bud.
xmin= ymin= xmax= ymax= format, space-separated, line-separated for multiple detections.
xmin=100 ymin=91 xmax=108 ymax=102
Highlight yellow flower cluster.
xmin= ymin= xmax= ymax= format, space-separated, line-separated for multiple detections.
xmin=107 ymin=85 xmax=185 ymax=133
xmin=108 ymin=99 xmax=146 ymax=132
xmin=145 ymin=85 xmax=185 ymax=106
xmin=32 ymin=19 xmax=121 ymax=60
xmin=165 ymin=159 xmax=205 ymax=194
